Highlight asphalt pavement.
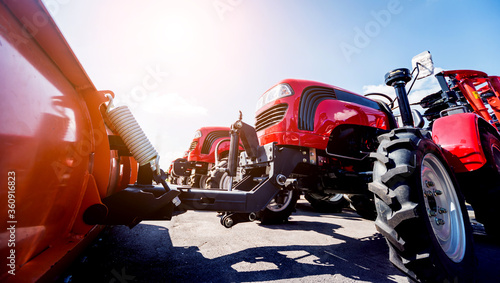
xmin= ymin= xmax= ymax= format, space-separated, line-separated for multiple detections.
xmin=58 ymin=198 xmax=500 ymax=283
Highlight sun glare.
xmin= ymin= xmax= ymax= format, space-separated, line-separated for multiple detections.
xmin=151 ymin=15 xmax=196 ymax=54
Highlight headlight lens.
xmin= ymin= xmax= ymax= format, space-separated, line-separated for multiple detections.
xmin=256 ymin=83 xmax=293 ymax=111
xmin=193 ymin=130 xmax=202 ymax=139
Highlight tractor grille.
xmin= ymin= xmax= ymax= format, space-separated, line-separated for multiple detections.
xmin=298 ymin=86 xmax=337 ymax=131
xmin=298 ymin=86 xmax=381 ymax=131
xmin=201 ymin=130 xmax=230 ymax=154
xmin=255 ymin=103 xmax=288 ymax=132
xmin=189 ymin=141 xmax=198 ymax=151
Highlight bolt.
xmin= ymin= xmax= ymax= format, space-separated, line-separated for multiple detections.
xmin=435 ymin=218 xmax=445 ymax=226
xmin=224 ymin=217 xmax=234 ymax=227
xmin=276 ymin=174 xmax=287 ymax=186
xmin=303 ymin=158 xmax=307 ymax=163
xmin=428 ymin=209 xmax=437 ymax=217
xmin=425 ymin=180 xmax=435 ymax=188
xmin=438 ymin=207 xmax=447 ymax=214
xmin=302 ymin=151 xmax=307 ymax=155
xmin=434 ymin=190 xmax=443 ymax=196
xmin=424 ymin=190 xmax=434 ymax=197
xmin=234 ymin=121 xmax=243 ymax=129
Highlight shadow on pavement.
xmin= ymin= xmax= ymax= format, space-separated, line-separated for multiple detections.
xmin=58 ymin=203 xmax=500 ymax=283
xmin=58 ymin=222 xmax=404 ymax=282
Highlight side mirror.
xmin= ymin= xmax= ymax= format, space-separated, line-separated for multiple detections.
xmin=412 ymin=51 xmax=434 ymax=79
xmin=412 ymin=109 xmax=425 ymax=128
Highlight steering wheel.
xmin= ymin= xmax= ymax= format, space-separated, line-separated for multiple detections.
xmin=365 ymin=93 xmax=395 ymax=109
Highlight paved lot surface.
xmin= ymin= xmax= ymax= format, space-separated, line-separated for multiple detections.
xmin=59 ymin=199 xmax=500 ymax=283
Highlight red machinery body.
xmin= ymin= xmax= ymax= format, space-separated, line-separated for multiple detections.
xmin=430 ymin=70 xmax=500 ymax=173
xmin=432 ymin=113 xmax=486 ymax=172
xmin=187 ymin=127 xmax=231 ymax=164
xmin=1 ymin=1 xmax=497 ymax=280
xmin=0 ymin=1 xmax=137 ymax=281
xmin=255 ymin=79 xmax=393 ymax=149
xmin=170 ymin=127 xmax=244 ymax=187
xmin=441 ymin=70 xmax=500 ymax=124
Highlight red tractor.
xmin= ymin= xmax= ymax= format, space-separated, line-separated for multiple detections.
xmin=418 ymin=69 xmax=500 ymax=239
xmin=5 ymin=2 xmax=496 ymax=280
xmin=175 ymin=52 xmax=500 ymax=282
xmin=169 ymin=127 xmax=242 ymax=188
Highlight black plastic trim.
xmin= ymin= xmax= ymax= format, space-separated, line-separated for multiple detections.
xmin=255 ymin=103 xmax=288 ymax=132
xmin=201 ymin=130 xmax=230 ymax=154
xmin=298 ymin=86 xmax=381 ymax=131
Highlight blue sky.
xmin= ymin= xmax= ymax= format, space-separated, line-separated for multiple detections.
xmin=43 ymin=0 xmax=500 ymax=165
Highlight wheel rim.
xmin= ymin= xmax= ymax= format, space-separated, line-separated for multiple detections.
xmin=267 ymin=190 xmax=293 ymax=212
xmin=199 ymin=175 xmax=209 ymax=189
xmin=308 ymin=192 xmax=343 ymax=203
xmin=220 ymin=173 xmax=232 ymax=190
xmin=328 ymin=193 xmax=344 ymax=202
xmin=421 ymin=153 xmax=466 ymax=263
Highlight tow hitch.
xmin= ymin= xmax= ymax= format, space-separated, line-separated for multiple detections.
xmin=175 ymin=115 xmax=304 ymax=227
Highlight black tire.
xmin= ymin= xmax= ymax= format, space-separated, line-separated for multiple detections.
xmin=345 ymin=194 xmax=377 ymax=220
xmin=304 ymin=192 xmax=348 ymax=213
xmin=259 ymin=187 xmax=299 ymax=224
xmin=168 ymin=176 xmax=175 ymax=184
xmin=198 ymin=175 xmax=209 ymax=189
xmin=169 ymin=176 xmax=185 ymax=186
xmin=207 ymin=171 xmax=232 ymax=189
xmin=188 ymin=174 xmax=209 ymax=189
xmin=209 ymin=160 xmax=297 ymax=224
xmin=457 ymin=130 xmax=500 ymax=238
xmin=188 ymin=174 xmax=201 ymax=188
xmin=175 ymin=176 xmax=186 ymax=186
xmin=206 ymin=160 xmax=230 ymax=189
xmin=369 ymin=128 xmax=475 ymax=282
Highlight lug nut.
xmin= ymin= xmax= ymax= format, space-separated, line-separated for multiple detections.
xmin=435 ymin=218 xmax=445 ymax=226
xmin=434 ymin=190 xmax=443 ymax=196
xmin=424 ymin=190 xmax=434 ymax=197
xmin=438 ymin=207 xmax=447 ymax=214
xmin=428 ymin=209 xmax=437 ymax=217
xmin=425 ymin=180 xmax=435 ymax=188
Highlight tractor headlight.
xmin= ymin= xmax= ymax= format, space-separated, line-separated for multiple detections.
xmin=193 ymin=130 xmax=202 ymax=139
xmin=255 ymin=83 xmax=293 ymax=111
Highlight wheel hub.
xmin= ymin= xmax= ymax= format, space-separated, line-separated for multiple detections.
xmin=421 ymin=153 xmax=466 ymax=263
xmin=267 ymin=190 xmax=293 ymax=212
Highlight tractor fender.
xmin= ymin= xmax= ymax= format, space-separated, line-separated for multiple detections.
xmin=431 ymin=113 xmax=487 ymax=173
